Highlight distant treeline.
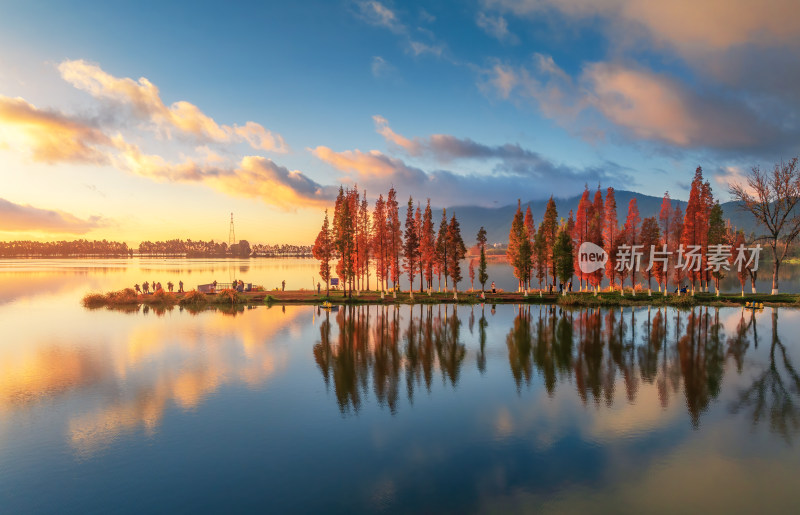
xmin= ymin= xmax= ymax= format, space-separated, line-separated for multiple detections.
xmin=0 ymin=239 xmax=312 ymax=258
xmin=138 ymin=239 xmax=237 ymax=257
xmin=0 ymin=239 xmax=131 ymax=257
xmin=137 ymin=239 xmax=312 ymax=257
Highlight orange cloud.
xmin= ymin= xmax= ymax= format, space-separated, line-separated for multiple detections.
xmin=0 ymin=84 xmax=328 ymax=210
xmin=114 ymin=140 xmax=333 ymax=209
xmin=373 ymin=115 xmax=422 ymax=155
xmin=584 ymin=63 xmax=766 ymax=148
xmin=58 ymin=59 xmax=288 ymax=152
xmin=0 ymin=197 xmax=104 ymax=234
xmin=586 ymin=64 xmax=695 ymax=146
xmin=483 ymin=56 xmax=780 ymax=149
xmin=492 ymin=0 xmax=800 ymax=55
xmin=311 ymin=145 xmax=418 ymax=178
xmin=0 ymin=95 xmax=112 ymax=164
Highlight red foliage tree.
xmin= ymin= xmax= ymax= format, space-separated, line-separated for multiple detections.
xmin=671 ymin=205 xmax=685 ymax=290
xmin=403 ymin=196 xmax=419 ymax=293
xmin=658 ymin=191 xmax=673 ymax=293
xmin=542 ymin=196 xmax=559 ymax=287
xmin=507 ymin=200 xmax=525 ymax=291
xmin=524 ymin=205 xmax=535 ymax=288
xmin=372 ymin=194 xmax=387 ymax=291
xmin=681 ymin=167 xmax=706 ymax=292
xmin=589 ymin=187 xmax=605 ymax=289
xmin=572 ymin=185 xmax=591 ymax=289
xmin=387 ymin=187 xmax=402 ymax=290
xmin=420 ymin=200 xmax=436 ymax=292
xmin=446 ymin=214 xmax=467 ymax=296
xmin=312 ymin=209 xmax=334 ymax=296
xmin=640 ymin=216 xmax=661 ymax=294
xmin=436 ymin=208 xmax=449 ymax=289
xmin=603 ymin=187 xmax=619 ymax=289
xmin=624 ymin=198 xmax=641 ymax=290
xmin=357 ymin=190 xmax=371 ymax=290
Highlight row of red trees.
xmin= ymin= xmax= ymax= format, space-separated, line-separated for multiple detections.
xmin=506 ymin=167 xmax=754 ymax=294
xmin=312 ymin=186 xmax=468 ymax=297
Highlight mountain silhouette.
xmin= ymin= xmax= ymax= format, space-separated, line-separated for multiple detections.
xmin=442 ymin=190 xmax=757 ymax=245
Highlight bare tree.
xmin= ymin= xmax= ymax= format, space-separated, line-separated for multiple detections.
xmin=729 ymin=157 xmax=800 ymax=294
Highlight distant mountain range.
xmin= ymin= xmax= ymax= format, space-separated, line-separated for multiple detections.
xmin=444 ymin=190 xmax=758 ymax=246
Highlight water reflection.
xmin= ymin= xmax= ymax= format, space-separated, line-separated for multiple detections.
xmin=314 ymin=305 xmax=468 ymax=414
xmin=313 ymin=304 xmax=800 ymax=439
xmin=0 ymin=306 xmax=298 ymax=456
xmin=731 ymin=310 xmax=800 ymax=443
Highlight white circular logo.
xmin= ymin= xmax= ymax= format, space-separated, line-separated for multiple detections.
xmin=578 ymin=242 xmax=607 ymax=274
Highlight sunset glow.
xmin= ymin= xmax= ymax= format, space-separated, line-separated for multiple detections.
xmin=1 ymin=1 xmax=797 ymax=245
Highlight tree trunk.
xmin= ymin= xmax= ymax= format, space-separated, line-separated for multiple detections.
xmin=772 ymin=256 xmax=779 ymax=295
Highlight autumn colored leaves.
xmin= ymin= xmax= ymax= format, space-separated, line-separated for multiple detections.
xmin=507 ymin=167 xmax=740 ymax=295
xmin=313 ymin=186 xmax=467 ymax=298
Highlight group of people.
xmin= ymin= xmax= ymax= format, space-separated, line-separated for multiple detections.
xmin=230 ymin=279 xmax=247 ymax=292
xmin=483 ymin=281 xmax=575 ymax=295
xmin=134 ymin=280 xmax=184 ymax=295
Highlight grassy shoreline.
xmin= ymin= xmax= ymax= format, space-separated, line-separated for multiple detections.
xmin=82 ymin=287 xmax=800 ymax=310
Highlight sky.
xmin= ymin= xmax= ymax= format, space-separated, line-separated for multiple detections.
xmin=1 ymin=0 xmax=798 ymax=245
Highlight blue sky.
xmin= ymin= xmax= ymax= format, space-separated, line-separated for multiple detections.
xmin=1 ymin=0 xmax=798 ymax=243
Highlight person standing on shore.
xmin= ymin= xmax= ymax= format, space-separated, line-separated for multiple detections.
xmin=282 ymin=280 xmax=285 ymax=291
xmin=143 ymin=281 xmax=149 ymax=294
xmin=491 ymin=281 xmax=496 ymax=294
xmin=135 ymin=284 xmax=141 ymax=294
xmin=178 ymin=281 xmax=184 ymax=293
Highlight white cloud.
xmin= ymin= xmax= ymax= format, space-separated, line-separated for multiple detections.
xmin=58 ymin=60 xmax=287 ymax=153
xmin=476 ymin=12 xmax=518 ymax=44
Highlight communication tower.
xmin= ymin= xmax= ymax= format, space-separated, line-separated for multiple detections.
xmin=228 ymin=212 xmax=236 ymax=247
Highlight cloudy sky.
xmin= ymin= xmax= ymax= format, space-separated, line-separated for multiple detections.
xmin=1 ymin=0 xmax=798 ymax=244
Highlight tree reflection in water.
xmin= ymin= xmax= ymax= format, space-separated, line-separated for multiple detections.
xmin=312 ymin=304 xmax=798 ymax=437
xmin=731 ymin=309 xmax=800 ymax=443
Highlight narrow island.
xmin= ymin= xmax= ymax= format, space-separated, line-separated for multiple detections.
xmin=82 ymin=286 xmax=800 ymax=312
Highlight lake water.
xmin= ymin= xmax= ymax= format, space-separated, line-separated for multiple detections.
xmin=1 ymin=259 xmax=799 ymax=513
xmin=1 ymin=256 xmax=796 ymax=300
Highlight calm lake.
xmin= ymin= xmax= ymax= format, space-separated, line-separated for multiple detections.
xmin=1 ymin=259 xmax=799 ymax=513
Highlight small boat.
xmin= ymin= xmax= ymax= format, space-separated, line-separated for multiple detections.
xmin=745 ymin=301 xmax=764 ymax=310
xmin=321 ymin=301 xmax=333 ymax=309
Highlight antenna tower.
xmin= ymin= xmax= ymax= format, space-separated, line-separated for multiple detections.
xmin=228 ymin=212 xmax=236 ymax=247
